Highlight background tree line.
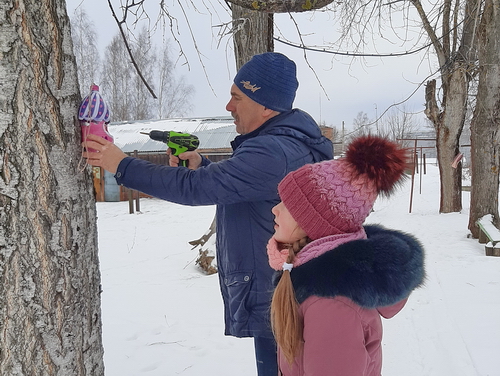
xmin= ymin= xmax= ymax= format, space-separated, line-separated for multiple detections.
xmin=71 ymin=7 xmax=194 ymax=122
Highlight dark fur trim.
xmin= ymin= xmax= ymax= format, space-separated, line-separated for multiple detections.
xmin=275 ymin=225 xmax=425 ymax=308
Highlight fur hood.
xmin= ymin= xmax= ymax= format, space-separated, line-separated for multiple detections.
xmin=275 ymin=225 xmax=425 ymax=308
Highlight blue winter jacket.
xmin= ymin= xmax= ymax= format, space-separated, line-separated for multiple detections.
xmin=114 ymin=109 xmax=334 ymax=338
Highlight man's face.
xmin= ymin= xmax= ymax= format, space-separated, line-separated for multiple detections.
xmin=226 ymin=84 xmax=268 ymax=135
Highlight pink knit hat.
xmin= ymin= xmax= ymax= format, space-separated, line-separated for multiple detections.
xmin=278 ymin=135 xmax=408 ymax=240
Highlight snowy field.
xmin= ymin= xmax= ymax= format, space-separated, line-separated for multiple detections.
xmin=96 ymin=162 xmax=500 ymax=376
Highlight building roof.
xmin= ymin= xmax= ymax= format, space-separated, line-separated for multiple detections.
xmin=107 ymin=117 xmax=237 ymax=153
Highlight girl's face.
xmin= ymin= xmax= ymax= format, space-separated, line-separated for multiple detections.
xmin=272 ymin=202 xmax=307 ymax=244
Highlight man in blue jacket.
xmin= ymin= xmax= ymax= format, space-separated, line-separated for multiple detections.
xmin=84 ymin=52 xmax=333 ymax=376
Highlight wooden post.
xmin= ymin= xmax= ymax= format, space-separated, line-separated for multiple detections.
xmin=134 ymin=150 xmax=140 ymax=212
xmin=128 ymin=188 xmax=134 ymax=214
xmin=135 ymin=191 xmax=141 ymax=212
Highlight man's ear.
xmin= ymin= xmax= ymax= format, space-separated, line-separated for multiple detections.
xmin=263 ymin=107 xmax=280 ymax=119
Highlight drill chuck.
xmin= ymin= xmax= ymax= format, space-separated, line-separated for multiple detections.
xmin=140 ymin=130 xmax=199 ymax=167
xmin=148 ymin=130 xmax=170 ymax=144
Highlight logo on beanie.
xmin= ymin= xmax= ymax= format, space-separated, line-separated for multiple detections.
xmin=240 ymin=81 xmax=261 ymax=93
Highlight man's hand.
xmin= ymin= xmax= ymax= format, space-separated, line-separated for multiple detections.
xmin=83 ymin=134 xmax=127 ymax=174
xmin=167 ymin=149 xmax=202 ymax=170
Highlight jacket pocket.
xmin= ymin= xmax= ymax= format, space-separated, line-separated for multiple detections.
xmin=224 ymin=271 xmax=253 ymax=324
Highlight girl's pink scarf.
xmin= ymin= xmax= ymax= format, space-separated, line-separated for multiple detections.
xmin=267 ymin=227 xmax=367 ymax=271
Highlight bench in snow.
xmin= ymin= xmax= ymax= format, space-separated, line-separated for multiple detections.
xmin=476 ymin=214 xmax=500 ymax=257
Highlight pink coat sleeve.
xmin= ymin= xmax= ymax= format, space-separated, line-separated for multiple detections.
xmin=301 ymin=297 xmax=377 ymax=376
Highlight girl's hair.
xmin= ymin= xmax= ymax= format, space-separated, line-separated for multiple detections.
xmin=270 ymin=236 xmax=310 ymax=364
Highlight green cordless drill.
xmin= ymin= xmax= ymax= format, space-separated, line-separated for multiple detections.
xmin=140 ymin=130 xmax=200 ymax=167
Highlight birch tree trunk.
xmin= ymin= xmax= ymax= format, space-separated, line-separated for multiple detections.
xmin=0 ymin=1 xmax=104 ymax=374
xmin=468 ymin=0 xmax=500 ymax=237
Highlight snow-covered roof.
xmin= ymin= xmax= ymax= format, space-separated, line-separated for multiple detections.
xmin=108 ymin=117 xmax=236 ymax=153
xmin=195 ymin=125 xmax=237 ymax=151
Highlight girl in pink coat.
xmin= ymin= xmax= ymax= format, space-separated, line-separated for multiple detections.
xmin=267 ymin=135 xmax=425 ymax=375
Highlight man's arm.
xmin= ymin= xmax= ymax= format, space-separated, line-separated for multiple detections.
xmin=112 ymin=136 xmax=288 ymax=206
xmin=84 ymin=134 xmax=210 ymax=172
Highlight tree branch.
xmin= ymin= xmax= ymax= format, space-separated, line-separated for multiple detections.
xmin=107 ymin=0 xmax=158 ymax=99
xmin=287 ymin=12 xmax=329 ymax=100
xmin=174 ymin=0 xmax=216 ymax=95
xmin=274 ymin=36 xmax=434 ymax=57
xmin=409 ymin=0 xmax=447 ymax=68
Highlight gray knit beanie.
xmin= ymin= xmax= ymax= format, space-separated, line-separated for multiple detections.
xmin=233 ymin=52 xmax=298 ymax=112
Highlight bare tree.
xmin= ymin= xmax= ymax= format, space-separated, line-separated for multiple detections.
xmin=157 ymin=45 xmax=194 ymax=118
xmin=350 ymin=111 xmax=373 ymax=139
xmin=101 ymin=34 xmax=132 ymax=121
xmin=100 ymin=28 xmax=194 ymax=121
xmin=328 ymin=0 xmax=480 ymax=213
xmin=380 ymin=105 xmax=420 ymax=144
xmin=129 ymin=27 xmax=157 ymax=121
xmin=71 ymin=6 xmax=101 ymax=96
xmin=0 ymin=1 xmax=104 ymax=374
xmin=330 ymin=126 xmax=341 ymax=143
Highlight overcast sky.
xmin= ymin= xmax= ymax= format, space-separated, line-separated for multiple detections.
xmin=66 ymin=0 xmax=436 ymax=131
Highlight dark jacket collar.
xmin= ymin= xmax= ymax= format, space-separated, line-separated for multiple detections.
xmin=231 ymin=109 xmax=333 ymax=162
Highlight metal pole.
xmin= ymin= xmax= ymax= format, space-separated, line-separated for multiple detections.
xmin=409 ymin=139 xmax=417 ymax=213
xmin=419 ymin=148 xmax=423 ymax=194
xmin=342 ymin=121 xmax=345 ymax=155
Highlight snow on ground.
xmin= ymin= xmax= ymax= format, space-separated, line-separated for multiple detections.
xmin=97 ymin=162 xmax=500 ymax=376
